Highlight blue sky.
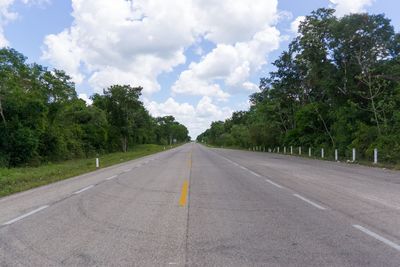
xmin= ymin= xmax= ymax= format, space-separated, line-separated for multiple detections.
xmin=1 ymin=0 xmax=399 ymax=138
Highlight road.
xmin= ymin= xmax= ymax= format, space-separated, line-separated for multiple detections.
xmin=1 ymin=143 xmax=400 ymax=266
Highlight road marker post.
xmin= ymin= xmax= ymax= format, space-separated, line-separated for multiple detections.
xmin=308 ymin=147 xmax=311 ymax=157
xmin=290 ymin=146 xmax=293 ymax=155
xmin=299 ymin=147 xmax=302 ymax=155
xmin=284 ymin=146 xmax=286 ymax=154
xmin=335 ymin=149 xmax=338 ymax=161
xmin=374 ymin=148 xmax=378 ymax=164
xmin=96 ymin=157 xmax=99 ymax=168
xmin=352 ymin=148 xmax=356 ymax=162
xmin=277 ymin=147 xmax=280 ymax=153
xmin=321 ymin=148 xmax=324 ymax=159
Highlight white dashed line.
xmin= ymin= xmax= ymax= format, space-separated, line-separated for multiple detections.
xmin=73 ymin=185 xmax=94 ymax=195
xmin=353 ymin=225 xmax=400 ymax=251
xmin=2 ymin=205 xmax=49 ymax=226
xmin=265 ymin=179 xmax=284 ymax=189
xmin=293 ymin=194 xmax=326 ymax=210
xmin=106 ymin=175 xmax=118 ymax=181
xmin=248 ymin=170 xmax=261 ymax=177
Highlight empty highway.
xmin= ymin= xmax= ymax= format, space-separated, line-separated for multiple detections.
xmin=1 ymin=143 xmax=400 ymax=266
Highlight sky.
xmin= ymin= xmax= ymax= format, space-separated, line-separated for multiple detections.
xmin=1 ymin=0 xmax=399 ymax=138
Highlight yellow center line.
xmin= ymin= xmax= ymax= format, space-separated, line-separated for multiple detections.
xmin=179 ymin=180 xmax=189 ymax=207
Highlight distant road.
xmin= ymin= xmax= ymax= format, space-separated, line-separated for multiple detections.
xmin=1 ymin=143 xmax=400 ymax=266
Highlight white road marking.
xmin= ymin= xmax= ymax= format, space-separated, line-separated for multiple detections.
xmin=2 ymin=205 xmax=49 ymax=226
xmin=353 ymin=225 xmax=400 ymax=251
xmin=219 ymin=154 xmax=283 ymax=191
xmin=293 ymin=194 xmax=326 ymax=210
xmin=265 ymin=179 xmax=284 ymax=189
xmin=248 ymin=170 xmax=261 ymax=177
xmin=106 ymin=175 xmax=118 ymax=181
xmin=73 ymin=185 xmax=94 ymax=195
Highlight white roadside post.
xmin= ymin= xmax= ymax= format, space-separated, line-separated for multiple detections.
xmin=321 ymin=148 xmax=324 ymax=159
xmin=335 ymin=149 xmax=338 ymax=161
xmin=284 ymin=147 xmax=287 ymax=154
xmin=96 ymin=157 xmax=99 ymax=168
xmin=352 ymin=148 xmax=356 ymax=162
xmin=309 ymin=147 xmax=312 ymax=157
xmin=278 ymin=147 xmax=280 ymax=153
xmin=374 ymin=148 xmax=378 ymax=164
xmin=299 ymin=147 xmax=302 ymax=155
xmin=290 ymin=146 xmax=293 ymax=155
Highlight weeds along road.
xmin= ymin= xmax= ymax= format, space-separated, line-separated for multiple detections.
xmin=1 ymin=143 xmax=400 ymax=266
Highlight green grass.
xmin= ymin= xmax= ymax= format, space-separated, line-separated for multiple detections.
xmin=0 ymin=144 xmax=181 ymax=198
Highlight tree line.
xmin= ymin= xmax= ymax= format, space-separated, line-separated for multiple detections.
xmin=197 ymin=9 xmax=400 ymax=163
xmin=0 ymin=48 xmax=189 ymax=167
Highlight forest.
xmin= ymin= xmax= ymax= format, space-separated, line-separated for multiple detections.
xmin=0 ymin=48 xmax=189 ymax=167
xmin=197 ymin=9 xmax=400 ymax=163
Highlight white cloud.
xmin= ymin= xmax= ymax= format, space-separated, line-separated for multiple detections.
xmin=42 ymin=0 xmax=281 ymax=97
xmin=329 ymin=0 xmax=374 ymax=16
xmin=78 ymin=93 xmax=92 ymax=105
xmin=290 ymin=16 xmax=305 ymax=34
xmin=145 ymin=96 xmax=232 ymax=138
xmin=172 ymin=26 xmax=280 ymax=98
xmin=193 ymin=0 xmax=279 ymax=44
xmin=42 ymin=0 xmax=196 ymax=94
xmin=42 ymin=29 xmax=84 ymax=83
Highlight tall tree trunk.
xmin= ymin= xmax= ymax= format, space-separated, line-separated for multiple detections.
xmin=0 ymin=97 xmax=6 ymax=125
xmin=370 ymin=96 xmax=381 ymax=136
xmin=121 ymin=136 xmax=128 ymax=152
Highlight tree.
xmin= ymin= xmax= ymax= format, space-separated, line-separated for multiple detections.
xmin=92 ymin=85 xmax=144 ymax=152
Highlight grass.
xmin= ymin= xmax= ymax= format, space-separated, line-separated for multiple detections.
xmin=0 ymin=144 xmax=181 ymax=198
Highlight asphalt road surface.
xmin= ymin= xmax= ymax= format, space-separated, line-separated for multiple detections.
xmin=1 ymin=143 xmax=400 ymax=266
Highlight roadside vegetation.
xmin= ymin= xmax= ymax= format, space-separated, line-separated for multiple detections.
xmin=0 ymin=48 xmax=190 ymax=169
xmin=198 ymin=9 xmax=400 ymax=166
xmin=0 ymin=144 xmax=181 ymax=197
